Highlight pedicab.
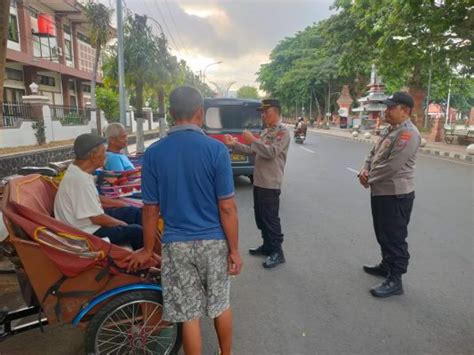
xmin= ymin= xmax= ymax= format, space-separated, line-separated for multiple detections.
xmin=0 ymin=174 xmax=181 ymax=354
xmin=96 ymin=167 xmax=142 ymax=200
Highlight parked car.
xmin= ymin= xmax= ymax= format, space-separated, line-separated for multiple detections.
xmin=203 ymin=98 xmax=263 ymax=183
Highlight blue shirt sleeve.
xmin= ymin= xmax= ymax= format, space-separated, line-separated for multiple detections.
xmin=104 ymin=152 xmax=122 ymax=171
xmin=215 ymin=145 xmax=235 ymax=200
xmin=141 ymin=149 xmax=160 ymax=205
xmin=120 ymin=155 xmax=135 ymax=171
xmin=105 ymin=152 xmax=135 ymax=171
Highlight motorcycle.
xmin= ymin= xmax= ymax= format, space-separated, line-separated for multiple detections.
xmin=294 ymin=130 xmax=306 ymax=144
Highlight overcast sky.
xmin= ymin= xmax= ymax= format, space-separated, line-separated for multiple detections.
xmin=108 ymin=0 xmax=335 ymax=90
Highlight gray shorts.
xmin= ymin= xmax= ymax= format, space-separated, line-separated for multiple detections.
xmin=161 ymin=239 xmax=230 ymax=322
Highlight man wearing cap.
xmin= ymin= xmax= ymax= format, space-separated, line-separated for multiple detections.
xmin=54 ymin=133 xmax=145 ymax=250
xmin=358 ymin=92 xmax=421 ymax=298
xmin=224 ymin=99 xmax=290 ymax=269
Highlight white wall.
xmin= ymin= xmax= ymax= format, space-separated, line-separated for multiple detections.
xmin=0 ymin=108 xmax=158 ymax=149
xmin=50 ymin=121 xmax=94 ymax=141
xmin=0 ymin=121 xmax=37 ymax=148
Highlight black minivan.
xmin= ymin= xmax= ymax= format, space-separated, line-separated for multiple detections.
xmin=203 ymin=98 xmax=262 ymax=182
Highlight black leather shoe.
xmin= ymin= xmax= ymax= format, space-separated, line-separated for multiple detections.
xmin=263 ymin=251 xmax=285 ymax=269
xmin=370 ymin=275 xmax=404 ymax=298
xmin=363 ymin=264 xmax=389 ymax=278
xmin=249 ymin=245 xmax=271 ymax=256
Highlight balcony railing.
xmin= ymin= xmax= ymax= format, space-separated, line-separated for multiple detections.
xmin=1 ymin=101 xmax=32 ymax=128
xmin=50 ymin=105 xmax=90 ymax=126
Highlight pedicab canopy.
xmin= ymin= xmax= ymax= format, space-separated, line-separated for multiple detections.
xmin=2 ymin=174 xmax=156 ymax=277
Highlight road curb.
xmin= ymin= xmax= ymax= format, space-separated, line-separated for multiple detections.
xmin=309 ymin=129 xmax=474 ymax=164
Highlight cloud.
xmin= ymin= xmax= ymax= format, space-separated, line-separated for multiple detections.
xmin=113 ymin=0 xmax=335 ymax=87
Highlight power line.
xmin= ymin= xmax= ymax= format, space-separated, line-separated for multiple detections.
xmin=151 ymin=0 xmax=182 ymax=58
xmin=162 ymin=0 xmax=188 ymax=58
xmin=143 ymin=2 xmax=163 ymax=34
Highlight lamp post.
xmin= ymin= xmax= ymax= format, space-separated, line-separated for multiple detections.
xmin=202 ymin=61 xmax=222 ymax=85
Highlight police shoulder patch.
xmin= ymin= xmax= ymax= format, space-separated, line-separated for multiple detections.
xmin=398 ymin=131 xmax=412 ymax=147
xmin=276 ymin=130 xmax=286 ymax=141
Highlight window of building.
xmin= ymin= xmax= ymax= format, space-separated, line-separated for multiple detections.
xmin=82 ymin=84 xmax=91 ymax=93
xmin=39 ymin=75 xmax=56 ymax=87
xmin=77 ymin=32 xmax=90 ymax=44
xmin=6 ymin=68 xmax=23 ymax=81
xmin=3 ymin=87 xmax=25 ymax=103
xmin=70 ymin=95 xmax=77 ymax=108
xmin=68 ymin=80 xmax=75 ymax=90
xmin=65 ymin=39 xmax=73 ymax=60
xmin=64 ymin=25 xmax=71 ymax=35
xmin=8 ymin=14 xmax=19 ymax=43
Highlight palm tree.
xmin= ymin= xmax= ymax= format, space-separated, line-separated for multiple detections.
xmin=124 ymin=14 xmax=176 ymax=153
xmin=84 ymin=1 xmax=112 ymax=135
xmin=0 ymin=0 xmax=12 ymax=126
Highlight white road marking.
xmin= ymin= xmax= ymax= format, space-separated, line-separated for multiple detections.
xmin=346 ymin=167 xmax=359 ymax=174
xmin=300 ymin=146 xmax=315 ymax=154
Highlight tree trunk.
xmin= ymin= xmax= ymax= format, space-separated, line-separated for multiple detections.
xmin=157 ymin=87 xmax=166 ymax=138
xmin=157 ymin=87 xmax=165 ymax=116
xmin=408 ymin=87 xmax=426 ymax=129
xmin=0 ymin=0 xmax=12 ymax=127
xmin=91 ymin=45 xmax=101 ymax=134
xmin=135 ymin=78 xmax=145 ymax=153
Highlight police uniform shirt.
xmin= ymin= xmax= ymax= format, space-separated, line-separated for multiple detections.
xmin=233 ymin=124 xmax=290 ymax=189
xmin=363 ymin=119 xmax=421 ymax=196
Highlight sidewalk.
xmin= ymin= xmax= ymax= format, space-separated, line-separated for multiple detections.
xmin=127 ymin=136 xmax=159 ymax=154
xmin=307 ymin=126 xmax=474 ymax=164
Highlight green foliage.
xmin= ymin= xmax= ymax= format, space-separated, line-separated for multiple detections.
xmin=96 ymin=87 xmax=119 ymax=121
xmin=84 ymin=2 xmax=112 ymax=49
xmin=258 ymin=0 xmax=473 ymax=117
xmin=32 ymin=121 xmax=46 ymax=145
xmin=102 ymin=14 xmax=214 ymax=117
xmin=237 ymin=86 xmax=259 ymax=99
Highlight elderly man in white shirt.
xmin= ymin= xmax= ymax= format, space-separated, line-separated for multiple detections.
xmin=54 ymin=133 xmax=144 ymax=250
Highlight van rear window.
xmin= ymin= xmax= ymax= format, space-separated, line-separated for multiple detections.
xmin=205 ymin=106 xmax=262 ymax=130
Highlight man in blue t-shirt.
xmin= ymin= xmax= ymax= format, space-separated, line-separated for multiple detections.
xmin=104 ymin=123 xmax=135 ymax=171
xmin=125 ymin=86 xmax=242 ymax=355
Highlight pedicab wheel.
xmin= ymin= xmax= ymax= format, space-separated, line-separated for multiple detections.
xmin=84 ymin=290 xmax=182 ymax=355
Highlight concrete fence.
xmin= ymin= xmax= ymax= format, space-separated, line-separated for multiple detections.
xmin=0 ymin=94 xmax=163 ymax=149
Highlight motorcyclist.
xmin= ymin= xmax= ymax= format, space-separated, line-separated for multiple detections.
xmin=295 ymin=117 xmax=307 ymax=137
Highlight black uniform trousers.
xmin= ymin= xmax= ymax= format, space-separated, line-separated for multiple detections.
xmin=253 ymin=186 xmax=284 ymax=253
xmin=371 ymin=192 xmax=415 ymax=276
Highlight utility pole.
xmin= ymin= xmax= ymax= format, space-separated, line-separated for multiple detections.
xmin=424 ymin=49 xmax=433 ymax=129
xmin=446 ymin=77 xmax=452 ymax=126
xmin=117 ymin=0 xmax=127 ymax=128
xmin=328 ymin=83 xmax=331 ymax=116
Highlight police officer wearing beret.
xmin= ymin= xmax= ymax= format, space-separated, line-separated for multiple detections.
xmin=224 ymin=99 xmax=290 ymax=269
xmin=358 ymin=92 xmax=421 ymax=297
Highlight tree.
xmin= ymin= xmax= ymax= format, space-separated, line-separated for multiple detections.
xmin=237 ymin=86 xmax=259 ymax=99
xmin=0 ymin=0 xmax=12 ymax=126
xmin=344 ymin=0 xmax=473 ymax=118
xmin=258 ymin=0 xmax=473 ymax=120
xmin=102 ymin=28 xmax=215 ymax=131
xmin=96 ymin=87 xmax=119 ymax=122
xmin=84 ymin=1 xmax=112 ymax=135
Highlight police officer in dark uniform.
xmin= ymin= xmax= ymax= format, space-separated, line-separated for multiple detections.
xmin=358 ymin=92 xmax=421 ymax=297
xmin=223 ymin=99 xmax=290 ymax=269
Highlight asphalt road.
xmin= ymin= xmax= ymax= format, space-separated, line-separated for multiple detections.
xmin=1 ymin=131 xmax=472 ymax=354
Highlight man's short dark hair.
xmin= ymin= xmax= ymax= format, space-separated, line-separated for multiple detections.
xmin=169 ymin=86 xmax=203 ymax=121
